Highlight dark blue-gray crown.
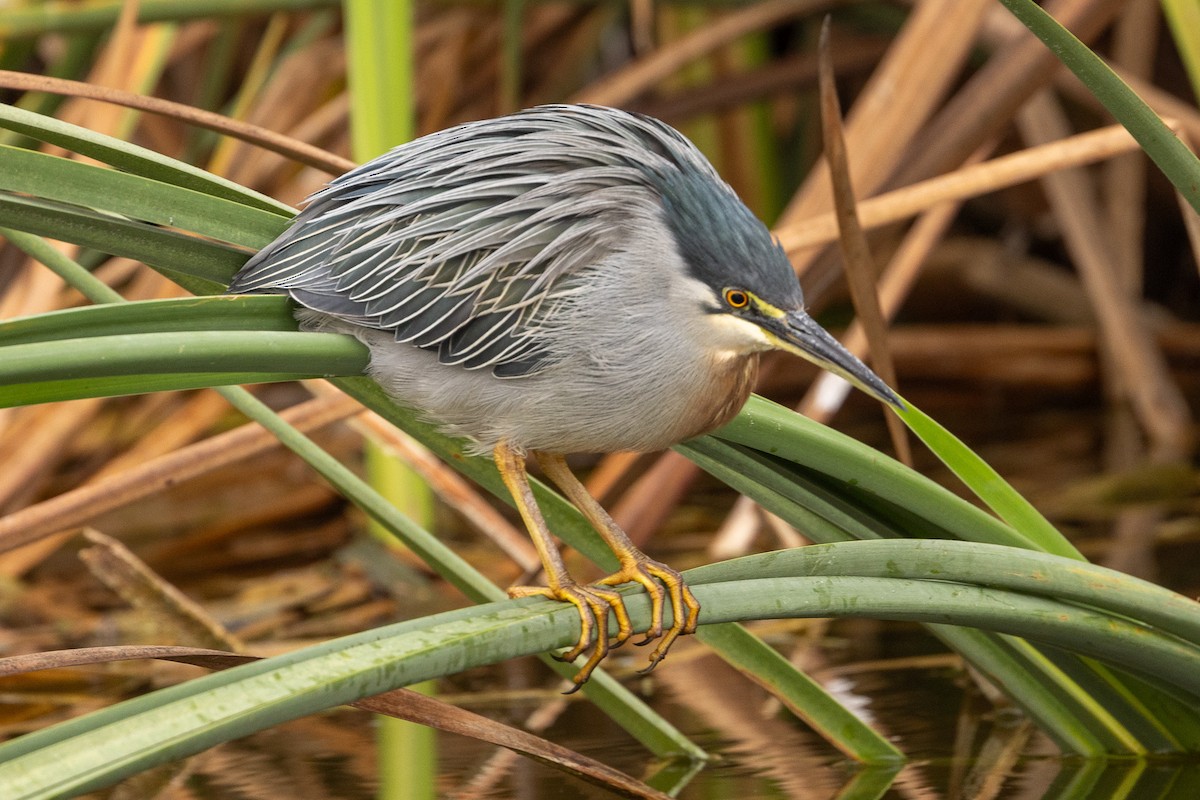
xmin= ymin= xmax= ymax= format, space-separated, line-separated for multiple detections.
xmin=654 ymin=166 xmax=803 ymax=308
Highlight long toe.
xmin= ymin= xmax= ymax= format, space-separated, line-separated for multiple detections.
xmin=639 ymin=590 xmax=697 ymax=674
xmin=509 ymin=581 xmax=632 ymax=688
xmin=599 ymin=557 xmax=701 ymax=669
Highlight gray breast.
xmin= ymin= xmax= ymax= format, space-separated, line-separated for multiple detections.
xmin=309 ymin=216 xmax=757 ymax=455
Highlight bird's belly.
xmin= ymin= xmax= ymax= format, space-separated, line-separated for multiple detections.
xmin=364 ymin=347 xmax=753 ymax=460
xmin=500 ymin=351 xmax=760 ymax=454
xmin=352 ymin=321 xmax=759 ymax=455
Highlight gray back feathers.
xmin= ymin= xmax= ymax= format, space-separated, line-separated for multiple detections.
xmin=229 ymin=104 xmax=787 ymax=377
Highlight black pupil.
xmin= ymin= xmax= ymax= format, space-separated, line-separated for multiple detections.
xmin=729 ymin=291 xmax=746 ymax=306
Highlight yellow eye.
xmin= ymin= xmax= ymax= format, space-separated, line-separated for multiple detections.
xmin=724 ymin=288 xmax=750 ymax=309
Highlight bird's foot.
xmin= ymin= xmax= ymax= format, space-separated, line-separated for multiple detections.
xmin=507 ymin=581 xmax=634 ymax=692
xmin=597 ymin=556 xmax=701 ymax=674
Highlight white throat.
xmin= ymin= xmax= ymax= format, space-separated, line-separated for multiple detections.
xmin=675 ymin=276 xmax=774 ymax=359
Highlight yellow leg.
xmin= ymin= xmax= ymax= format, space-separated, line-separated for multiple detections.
xmin=534 ymin=452 xmax=701 ymax=674
xmin=494 ymin=441 xmax=634 ymax=691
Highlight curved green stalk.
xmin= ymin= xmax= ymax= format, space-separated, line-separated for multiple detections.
xmin=0 ymin=331 xmax=367 ymax=386
xmin=689 ymin=540 xmax=1200 ymax=644
xmin=0 ymin=193 xmax=244 ymax=292
xmin=0 ymin=296 xmax=298 ymax=346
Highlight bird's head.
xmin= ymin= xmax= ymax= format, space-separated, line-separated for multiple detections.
xmin=656 ymin=165 xmax=902 ymax=409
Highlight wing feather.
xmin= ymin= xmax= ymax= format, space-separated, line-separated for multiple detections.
xmin=229 ymin=105 xmax=700 ymax=378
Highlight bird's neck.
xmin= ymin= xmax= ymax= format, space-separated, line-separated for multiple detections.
xmin=680 ymin=351 xmax=759 ymax=440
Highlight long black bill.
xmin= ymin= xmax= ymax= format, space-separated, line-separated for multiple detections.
xmin=769 ymin=310 xmax=903 ymax=408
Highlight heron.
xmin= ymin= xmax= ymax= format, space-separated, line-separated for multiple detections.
xmin=229 ymin=104 xmax=900 ymax=689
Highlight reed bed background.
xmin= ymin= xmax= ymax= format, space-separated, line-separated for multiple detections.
xmin=0 ymin=0 xmax=1198 ymax=797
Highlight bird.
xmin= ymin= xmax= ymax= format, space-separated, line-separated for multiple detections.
xmin=228 ymin=103 xmax=901 ymax=689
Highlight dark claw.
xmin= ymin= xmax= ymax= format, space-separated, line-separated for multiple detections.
xmin=637 ymin=659 xmax=662 ymax=676
xmin=599 ymin=556 xmax=700 ymax=672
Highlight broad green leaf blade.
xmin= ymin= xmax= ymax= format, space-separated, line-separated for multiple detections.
xmin=0 ymin=145 xmax=288 ymax=248
xmin=895 ymin=398 xmax=1082 ymax=559
xmin=0 ymin=193 xmax=247 ymax=290
xmin=0 ymin=102 xmax=292 ymax=214
xmin=706 ymin=395 xmax=1051 ymax=552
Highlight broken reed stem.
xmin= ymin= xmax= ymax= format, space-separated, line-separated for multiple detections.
xmin=816 ymin=17 xmax=910 ymax=465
